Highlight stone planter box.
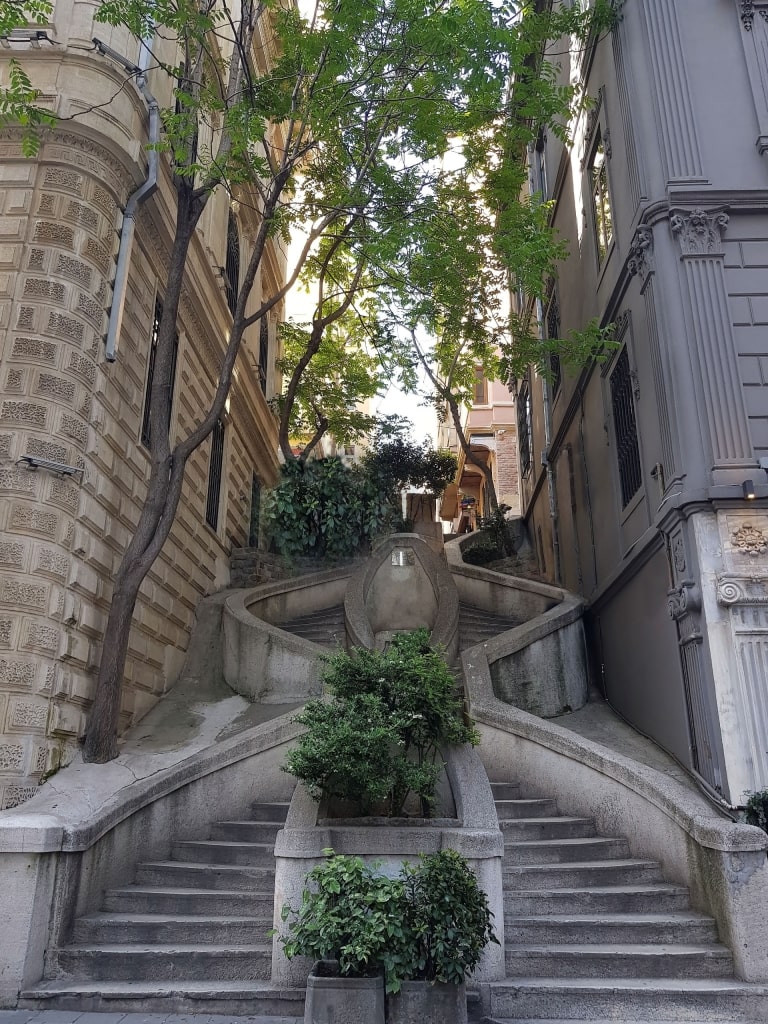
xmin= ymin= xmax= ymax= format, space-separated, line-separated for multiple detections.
xmin=387 ymin=980 xmax=466 ymax=1024
xmin=304 ymin=961 xmax=385 ymax=1024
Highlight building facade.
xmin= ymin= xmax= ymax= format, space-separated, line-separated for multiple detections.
xmin=439 ymin=373 xmax=520 ymax=531
xmin=0 ymin=3 xmax=284 ymax=807
xmin=518 ymin=0 xmax=768 ymax=805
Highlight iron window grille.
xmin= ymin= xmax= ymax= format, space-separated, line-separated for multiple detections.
xmin=589 ymin=130 xmax=613 ymax=263
xmin=545 ymin=288 xmax=562 ymax=397
xmin=224 ymin=210 xmax=240 ymax=318
xmin=517 ymin=376 xmax=533 ymax=477
xmin=259 ymin=316 xmax=269 ymax=394
xmin=141 ymin=298 xmax=178 ymax=451
xmin=206 ymin=418 xmax=225 ymax=530
xmin=609 ymin=346 xmax=642 ymax=508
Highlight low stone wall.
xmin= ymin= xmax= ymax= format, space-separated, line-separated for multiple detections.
xmin=230 ymin=548 xmax=362 ymax=588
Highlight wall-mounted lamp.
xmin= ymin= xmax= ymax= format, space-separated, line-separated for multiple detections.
xmin=17 ymin=455 xmax=83 ymax=477
xmin=0 ymin=30 xmax=55 ymax=47
xmin=743 ymin=479 xmax=757 ymax=500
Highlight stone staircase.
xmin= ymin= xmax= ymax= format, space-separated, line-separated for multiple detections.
xmin=21 ymin=800 xmax=304 ymax=1020
xmin=459 ymin=603 xmax=521 ymax=651
xmin=482 ymin=780 xmax=767 ymax=1023
xmin=278 ymin=605 xmax=346 ymax=648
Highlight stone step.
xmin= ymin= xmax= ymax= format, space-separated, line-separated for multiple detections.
xmin=53 ymin=945 xmax=272 ymax=982
xmin=502 ymin=837 xmax=630 ymax=864
xmin=490 ymin=782 xmax=522 ymax=801
xmin=171 ymin=840 xmax=276 ymax=865
xmin=502 ymin=859 xmax=663 ymax=889
xmin=250 ymin=802 xmax=290 ymax=821
xmin=495 ymin=798 xmax=557 ymax=818
xmin=74 ymin=913 xmax=273 ymax=944
xmin=104 ymin=886 xmax=276 ymax=915
xmin=210 ymin=820 xmax=286 ymax=842
xmin=135 ymin=861 xmax=275 ymax=891
xmin=499 ymin=817 xmax=596 ymax=840
xmin=485 ymin=977 xmax=768 ymax=1021
xmin=19 ymin=979 xmax=306 ymax=1017
xmin=503 ymin=944 xmax=733 ymax=979
xmin=503 ymin=913 xmax=719 ymax=946
xmin=503 ymin=884 xmax=692 ymax=916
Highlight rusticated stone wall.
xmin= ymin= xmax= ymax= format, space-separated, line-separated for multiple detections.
xmin=0 ymin=128 xmax=282 ymax=809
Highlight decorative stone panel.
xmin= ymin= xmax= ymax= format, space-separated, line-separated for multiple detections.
xmin=1 ymin=401 xmax=47 ymax=427
xmin=9 ymin=506 xmax=58 ymax=536
xmin=11 ymin=337 xmax=57 ymax=363
xmin=7 ymin=698 xmax=48 ymax=732
xmin=0 ymin=659 xmax=36 ymax=689
xmin=3 ymin=786 xmax=38 ymax=808
xmin=0 ymin=542 xmax=25 ymax=569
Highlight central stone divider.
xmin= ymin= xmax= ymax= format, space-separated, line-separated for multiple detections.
xmin=270 ymin=744 xmax=506 ymax=992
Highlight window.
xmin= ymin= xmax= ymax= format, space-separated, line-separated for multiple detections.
xmin=141 ymin=298 xmax=178 ymax=451
xmin=545 ymin=288 xmax=562 ymax=398
xmin=344 ymin=445 xmax=355 ymax=457
xmin=224 ymin=209 xmax=240 ymax=318
xmin=517 ymin=376 xmax=533 ymax=478
xmin=248 ymin=473 xmax=261 ymax=547
xmin=473 ymin=367 xmax=487 ymax=405
xmin=609 ymin=347 xmax=642 ymax=508
xmin=258 ymin=316 xmax=269 ymax=394
xmin=589 ymin=130 xmax=613 ymax=263
xmin=205 ymin=418 xmax=225 ymax=530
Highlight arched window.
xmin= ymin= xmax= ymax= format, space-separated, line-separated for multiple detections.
xmin=225 ymin=209 xmax=240 ymax=317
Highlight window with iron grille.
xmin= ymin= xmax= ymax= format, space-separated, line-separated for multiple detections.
xmin=141 ymin=298 xmax=179 ymax=451
xmin=517 ymin=377 xmax=532 ymax=477
xmin=610 ymin=347 xmax=642 ymax=508
xmin=225 ymin=210 xmax=240 ymax=318
xmin=589 ymin=130 xmax=613 ymax=263
xmin=258 ymin=316 xmax=269 ymax=394
xmin=206 ymin=418 xmax=225 ymax=530
xmin=545 ymin=288 xmax=562 ymax=397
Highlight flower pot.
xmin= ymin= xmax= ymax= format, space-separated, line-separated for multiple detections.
xmin=304 ymin=960 xmax=385 ymax=1024
xmin=386 ymin=979 xmax=467 ymax=1024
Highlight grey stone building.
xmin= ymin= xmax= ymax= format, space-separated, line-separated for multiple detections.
xmin=517 ymin=0 xmax=768 ymax=806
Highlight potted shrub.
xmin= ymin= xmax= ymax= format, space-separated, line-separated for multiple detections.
xmin=276 ymin=852 xmax=410 ymax=1024
xmin=388 ymin=849 xmax=499 ymax=1024
xmin=283 ymin=629 xmax=477 ymax=817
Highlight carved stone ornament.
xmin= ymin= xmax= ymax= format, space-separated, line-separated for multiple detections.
xmin=731 ymin=523 xmax=768 ymax=556
xmin=670 ymin=207 xmax=729 ymax=256
xmin=668 ymin=580 xmax=702 ymax=621
xmin=627 ymin=225 xmax=654 ymax=280
xmin=716 ymin=573 xmax=768 ymax=605
xmin=672 ymin=534 xmax=686 ymax=574
xmin=741 ymin=0 xmax=768 ymax=29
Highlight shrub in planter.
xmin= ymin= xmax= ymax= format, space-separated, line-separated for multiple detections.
xmin=276 ymin=852 xmax=411 ymax=994
xmin=284 ymin=629 xmax=477 ymax=816
xmin=745 ymin=788 xmax=768 ymax=833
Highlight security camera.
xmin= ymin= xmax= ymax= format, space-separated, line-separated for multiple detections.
xmin=17 ymin=456 xmax=83 ymax=477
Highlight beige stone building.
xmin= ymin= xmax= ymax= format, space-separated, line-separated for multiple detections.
xmin=0 ymin=4 xmax=284 ymax=807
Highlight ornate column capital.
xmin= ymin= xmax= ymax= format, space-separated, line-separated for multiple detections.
xmin=670 ymin=207 xmax=729 ymax=256
xmin=668 ymin=580 xmax=702 ymax=621
xmin=716 ymin=573 xmax=768 ymax=605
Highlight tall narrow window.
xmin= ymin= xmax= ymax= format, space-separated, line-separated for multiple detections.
xmin=545 ymin=288 xmax=562 ymax=398
xmin=225 ymin=210 xmax=240 ymax=318
xmin=206 ymin=418 xmax=225 ymax=530
xmin=258 ymin=316 xmax=269 ymax=394
xmin=517 ymin=377 xmax=533 ymax=478
xmin=473 ymin=367 xmax=487 ymax=405
xmin=248 ymin=473 xmax=261 ymax=547
xmin=141 ymin=298 xmax=178 ymax=451
xmin=610 ymin=347 xmax=642 ymax=508
xmin=589 ymin=130 xmax=613 ymax=263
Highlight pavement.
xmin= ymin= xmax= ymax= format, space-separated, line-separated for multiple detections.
xmin=0 ymin=1015 xmax=301 ymax=1024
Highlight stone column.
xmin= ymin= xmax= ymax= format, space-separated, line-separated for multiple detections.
xmin=670 ymin=208 xmax=754 ymax=484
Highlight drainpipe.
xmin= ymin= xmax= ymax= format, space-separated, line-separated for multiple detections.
xmin=94 ymin=36 xmax=160 ymax=362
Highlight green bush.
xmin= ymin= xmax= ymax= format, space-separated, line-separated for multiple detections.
xmin=277 ymin=849 xmax=498 ymax=994
xmin=462 ymin=539 xmax=503 ymax=566
xmin=399 ymin=849 xmax=499 ymax=986
xmin=278 ymin=852 xmax=411 ymax=987
xmin=283 ymin=630 xmax=477 ymax=816
xmin=745 ymin=789 xmax=768 ymax=833
xmin=262 ymin=456 xmax=394 ymax=559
